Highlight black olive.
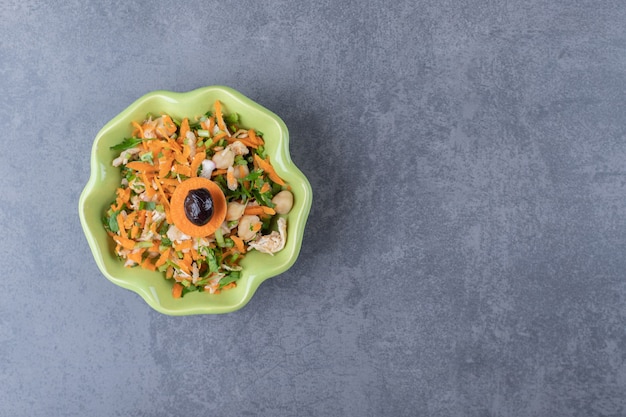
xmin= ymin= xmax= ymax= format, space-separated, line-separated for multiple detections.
xmin=184 ymin=188 xmax=214 ymax=226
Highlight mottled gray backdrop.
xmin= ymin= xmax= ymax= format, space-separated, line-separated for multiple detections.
xmin=1 ymin=0 xmax=626 ymax=416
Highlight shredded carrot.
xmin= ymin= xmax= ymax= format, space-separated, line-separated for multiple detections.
xmin=166 ymin=137 xmax=182 ymax=153
xmin=253 ymin=154 xmax=286 ymax=186
xmin=141 ymin=173 xmax=156 ymax=198
xmin=190 ymin=151 xmax=206 ymax=177
xmin=116 ymin=212 xmax=126 ymax=237
xmin=161 ymin=115 xmax=177 ymax=136
xmin=260 ymin=182 xmax=271 ymax=194
xmin=152 ymin=181 xmax=172 ymax=225
xmin=141 ymin=257 xmax=157 ymax=271
xmin=174 ymin=239 xmax=194 ymax=252
xmin=247 ymin=129 xmax=264 ymax=146
xmin=113 ymin=187 xmax=131 ymax=210
xmin=179 ymin=118 xmax=190 ymax=143
xmin=114 ymin=235 xmax=136 ymax=250
xmin=124 ymin=212 xmax=137 ymax=229
xmin=158 ymin=157 xmax=173 ymax=178
xmin=132 ymin=121 xmax=144 ymax=139
xmin=175 ymin=149 xmax=189 ymax=165
xmin=149 ymin=221 xmax=159 ymax=237
xmin=208 ymin=116 xmax=215 ymax=133
xmin=182 ymin=143 xmax=191 ymax=161
xmin=230 ymin=235 xmax=245 ymax=253
xmin=136 ymin=210 xmax=146 ymax=228
xmin=154 ymin=248 xmax=171 ymax=268
xmin=211 ymin=168 xmax=228 ymax=177
xmin=159 ymin=178 xmax=181 ymax=187
xmin=174 ymin=259 xmax=190 ymax=275
xmin=214 ymin=100 xmax=226 ymax=132
xmin=213 ymin=131 xmax=229 ymax=142
xmin=244 ymin=206 xmax=271 ymax=216
xmin=226 ymin=167 xmax=237 ymax=190
xmin=126 ymin=161 xmax=156 ymax=172
xmin=262 ymin=206 xmax=276 ymax=215
xmin=173 ymin=164 xmax=192 ymax=177
xmin=149 ymin=241 xmax=160 ymax=253
xmin=227 ymin=136 xmax=258 ymax=149
xmin=172 ymin=282 xmax=183 ymax=299
xmin=127 ymin=249 xmax=144 ymax=264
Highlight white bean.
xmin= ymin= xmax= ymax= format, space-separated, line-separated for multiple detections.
xmin=233 ymin=164 xmax=249 ymax=179
xmin=271 ymin=190 xmax=294 ymax=214
xmin=238 ymin=215 xmax=261 ymax=241
xmin=226 ymin=202 xmax=246 ymax=221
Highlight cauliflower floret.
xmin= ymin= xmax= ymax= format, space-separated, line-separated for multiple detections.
xmin=166 ymin=225 xmax=191 ymax=243
xmin=199 ymin=159 xmax=216 ymax=179
xmin=112 ymin=147 xmax=141 ymax=167
xmin=212 ymin=146 xmax=235 ymax=169
xmin=247 ymin=218 xmax=287 ymax=256
xmin=229 ymin=140 xmax=250 ymax=156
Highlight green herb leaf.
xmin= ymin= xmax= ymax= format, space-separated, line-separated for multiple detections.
xmin=219 ymin=272 xmax=241 ymax=288
xmin=107 ymin=211 xmax=120 ymax=233
xmin=207 ymin=248 xmax=219 ymax=273
xmin=139 ymin=201 xmax=156 ymax=211
xmin=110 ymin=137 xmax=142 ymax=151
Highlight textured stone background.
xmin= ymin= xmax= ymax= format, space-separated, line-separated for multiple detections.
xmin=2 ymin=1 xmax=626 ymax=416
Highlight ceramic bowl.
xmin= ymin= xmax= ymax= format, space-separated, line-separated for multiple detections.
xmin=78 ymin=86 xmax=312 ymax=315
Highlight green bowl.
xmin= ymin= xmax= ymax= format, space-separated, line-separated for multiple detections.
xmin=78 ymin=86 xmax=312 ymax=315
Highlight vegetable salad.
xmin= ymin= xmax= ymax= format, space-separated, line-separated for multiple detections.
xmin=103 ymin=101 xmax=293 ymax=297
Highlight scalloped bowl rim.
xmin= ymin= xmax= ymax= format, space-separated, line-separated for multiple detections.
xmin=78 ymin=86 xmax=312 ymax=315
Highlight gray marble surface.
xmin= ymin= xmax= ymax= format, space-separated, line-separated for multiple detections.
xmin=2 ymin=1 xmax=626 ymax=416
